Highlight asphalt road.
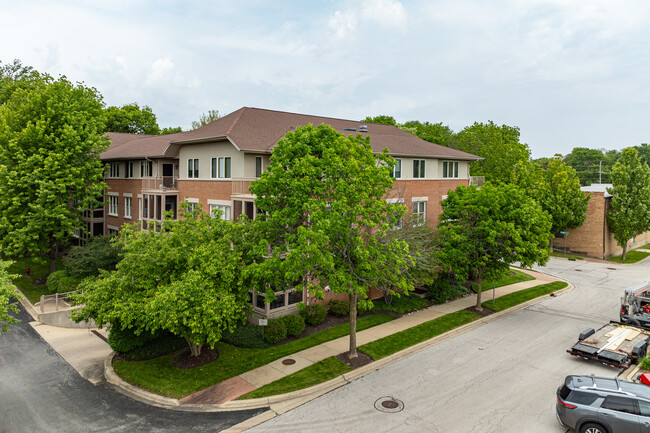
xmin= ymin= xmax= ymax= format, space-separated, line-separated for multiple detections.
xmin=248 ymin=258 xmax=647 ymax=432
xmin=0 ymin=306 xmax=265 ymax=433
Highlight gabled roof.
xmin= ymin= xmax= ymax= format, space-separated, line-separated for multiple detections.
xmin=101 ymin=107 xmax=481 ymax=160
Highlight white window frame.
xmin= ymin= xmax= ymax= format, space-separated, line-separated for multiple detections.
xmin=140 ymin=160 xmax=153 ymax=177
xmin=218 ymin=157 xmax=231 ymax=179
xmin=413 ymin=159 xmax=425 ymax=179
xmin=108 ymin=194 xmax=119 ymax=216
xmin=125 ymin=161 xmax=134 ymax=178
xmin=108 ymin=162 xmax=120 ymax=178
xmin=255 ymin=156 xmax=263 ymax=178
xmin=391 ymin=158 xmax=402 ymax=179
xmin=209 ymin=204 xmax=231 ymax=220
xmin=188 ymin=158 xmax=199 ymax=179
xmin=185 ymin=197 xmax=199 ymax=213
xmin=443 ymin=160 xmax=459 ymax=179
xmin=124 ymin=196 xmax=132 ymax=219
xmin=413 ymin=201 xmax=426 ymax=226
xmin=138 ymin=194 xmax=143 ymax=220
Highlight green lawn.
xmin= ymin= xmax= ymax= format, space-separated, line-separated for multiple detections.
xmin=608 ymin=250 xmax=650 ymax=264
xmin=471 ymin=269 xmax=535 ymax=293
xmin=6 ymin=256 xmax=61 ymax=304
xmin=372 ymin=294 xmax=429 ymax=314
xmin=481 ymin=281 xmax=568 ymax=312
xmin=113 ymin=313 xmax=395 ymax=398
xmin=359 ymin=310 xmax=480 ymax=360
xmin=239 ymin=356 xmax=352 ymax=399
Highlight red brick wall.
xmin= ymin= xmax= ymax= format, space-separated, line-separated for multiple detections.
xmin=177 ymin=180 xmax=233 ymax=210
xmin=393 ymin=178 xmax=469 ymax=225
xmin=551 ymin=191 xmax=650 ymax=258
xmin=105 ymin=179 xmax=144 ymax=234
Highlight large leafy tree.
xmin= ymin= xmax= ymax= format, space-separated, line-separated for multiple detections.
xmin=0 ymin=75 xmax=108 ymax=273
xmin=0 ymin=260 xmax=21 ymax=334
xmin=607 ymin=148 xmax=650 ymax=260
xmin=74 ymin=208 xmax=248 ymax=356
xmin=437 ymin=183 xmax=552 ymax=310
xmin=399 ymin=120 xmax=454 ymax=147
xmin=104 ymin=103 xmax=161 ymax=135
xmin=249 ymin=124 xmax=413 ymax=358
xmin=513 ymin=157 xmax=589 ymax=235
xmin=562 ymin=147 xmax=617 ymax=185
xmin=451 ymin=121 xmax=530 ymax=184
xmin=0 ymin=59 xmax=41 ymax=105
xmin=191 ymin=109 xmax=220 ymax=130
xmin=361 ymin=115 xmax=397 ymax=126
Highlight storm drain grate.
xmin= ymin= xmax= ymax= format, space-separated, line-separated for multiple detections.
xmin=282 ymin=358 xmax=296 ymax=366
xmin=374 ymin=396 xmax=404 ymax=413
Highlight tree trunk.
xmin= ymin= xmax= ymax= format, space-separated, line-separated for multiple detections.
xmin=49 ymin=235 xmax=57 ymax=274
xmin=475 ymin=271 xmax=483 ymax=311
xmin=622 ymin=243 xmax=628 ymax=261
xmin=185 ymin=337 xmax=203 ymax=357
xmin=348 ymin=292 xmax=358 ymax=358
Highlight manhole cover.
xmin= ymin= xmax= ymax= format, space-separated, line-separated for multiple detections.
xmin=282 ymin=358 xmax=296 ymax=365
xmin=374 ymin=396 xmax=404 ymax=413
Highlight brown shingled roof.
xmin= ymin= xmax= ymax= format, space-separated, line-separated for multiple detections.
xmin=102 ymin=107 xmax=481 ymax=160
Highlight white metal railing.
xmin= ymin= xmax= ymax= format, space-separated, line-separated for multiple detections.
xmin=39 ymin=290 xmax=82 ymax=313
xmin=142 ymin=176 xmax=178 ymax=191
xmin=469 ymin=176 xmax=485 ymax=187
xmin=232 ymin=177 xmax=257 ymax=196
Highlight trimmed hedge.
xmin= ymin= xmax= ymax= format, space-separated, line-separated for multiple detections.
xmin=46 ymin=270 xmax=79 ymax=294
xmin=264 ymin=317 xmax=288 ymax=344
xmin=298 ymin=303 xmax=328 ymax=326
xmin=328 ymin=299 xmax=350 ymax=316
xmin=282 ymin=314 xmax=306 ymax=336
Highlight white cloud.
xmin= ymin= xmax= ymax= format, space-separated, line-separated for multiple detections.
xmin=361 ymin=0 xmax=407 ymax=28
xmin=329 ymin=10 xmax=358 ymax=38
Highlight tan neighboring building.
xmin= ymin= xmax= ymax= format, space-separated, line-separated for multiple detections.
xmin=551 ymin=184 xmax=650 ymax=259
xmin=92 ymin=107 xmax=482 ymax=318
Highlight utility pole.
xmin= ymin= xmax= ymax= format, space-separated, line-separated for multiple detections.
xmin=599 ymin=160 xmax=603 ymax=184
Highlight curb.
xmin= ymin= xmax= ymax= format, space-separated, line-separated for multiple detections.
xmin=16 ymin=288 xmax=40 ymax=322
xmin=104 ymin=279 xmax=574 ymax=416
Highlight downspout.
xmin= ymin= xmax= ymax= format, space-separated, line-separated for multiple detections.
xmin=603 ymin=195 xmax=607 ymax=260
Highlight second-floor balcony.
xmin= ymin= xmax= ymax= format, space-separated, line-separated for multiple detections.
xmin=232 ymin=177 xmax=257 ymax=197
xmin=142 ymin=176 xmax=178 ymax=192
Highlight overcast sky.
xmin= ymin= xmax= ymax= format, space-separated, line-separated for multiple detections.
xmin=2 ymin=0 xmax=649 ymax=158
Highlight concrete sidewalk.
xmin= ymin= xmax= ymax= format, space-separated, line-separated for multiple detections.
xmin=180 ymin=268 xmax=561 ymax=404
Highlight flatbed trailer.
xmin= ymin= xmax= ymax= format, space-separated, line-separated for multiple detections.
xmin=567 ymin=321 xmax=650 ymax=369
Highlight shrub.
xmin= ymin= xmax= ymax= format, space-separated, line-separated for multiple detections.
xmin=264 ymin=317 xmax=288 ymax=344
xmin=357 ymin=299 xmax=374 ymax=314
xmin=640 ymin=356 xmax=650 ymax=371
xmin=328 ymin=299 xmax=350 ymax=316
xmin=373 ymin=295 xmax=429 ymax=314
xmin=123 ymin=333 xmax=186 ymax=361
xmin=221 ymin=323 xmax=269 ymax=349
xmin=426 ymin=278 xmax=468 ymax=305
xmin=108 ymin=324 xmax=157 ymax=353
xmin=63 ymin=236 xmax=122 ymax=279
xmin=46 ymin=270 xmax=79 ymax=294
xmin=282 ymin=314 xmax=306 ymax=336
xmin=298 ymin=303 xmax=328 ymax=326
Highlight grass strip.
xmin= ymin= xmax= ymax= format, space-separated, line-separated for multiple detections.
xmin=550 ymin=252 xmax=584 ymax=260
xmin=113 ymin=313 xmax=395 ymax=398
xmin=482 ymin=281 xmax=567 ymax=312
xmin=471 ymin=269 xmax=535 ymax=293
xmin=608 ymin=250 xmax=650 ymax=264
xmin=238 ymin=356 xmax=352 ymax=399
xmin=372 ymin=294 xmax=429 ymax=314
xmin=359 ymin=310 xmax=480 ymax=360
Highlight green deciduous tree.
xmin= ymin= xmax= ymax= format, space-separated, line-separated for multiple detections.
xmin=361 ymin=115 xmax=397 ymax=126
xmin=104 ymin=103 xmax=161 ymax=135
xmin=0 ymin=260 xmax=21 ymax=334
xmin=513 ymin=157 xmax=589 ymax=235
xmin=0 ymin=75 xmax=108 ymax=273
xmin=249 ymin=124 xmax=413 ymax=358
xmin=399 ymin=120 xmax=454 ymax=147
xmin=451 ymin=121 xmax=530 ymax=184
xmin=73 ymin=208 xmax=248 ymax=357
xmin=62 ymin=236 xmax=122 ymax=279
xmin=562 ymin=147 xmax=618 ymax=185
xmin=437 ymin=183 xmax=552 ymax=310
xmin=191 ymin=109 xmax=220 ymax=130
xmin=0 ymin=59 xmax=41 ymax=106
xmin=607 ymin=148 xmax=650 ymax=260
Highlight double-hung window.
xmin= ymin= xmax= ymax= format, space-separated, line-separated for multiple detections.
xmin=413 ymin=201 xmax=426 ymax=226
xmin=255 ymin=156 xmax=263 ymax=178
xmin=140 ymin=161 xmax=153 ymax=177
xmin=125 ymin=161 xmax=134 ymax=178
xmin=108 ymin=162 xmax=120 ymax=178
xmin=209 ymin=204 xmax=231 ymax=220
xmin=188 ymin=158 xmax=199 ymax=178
xmin=211 ymin=157 xmax=231 ymax=179
xmin=413 ymin=159 xmax=425 ymax=178
xmin=391 ymin=158 xmax=402 ymax=179
xmin=124 ymin=197 xmax=132 ymax=218
xmin=443 ymin=161 xmax=459 ymax=178
xmin=108 ymin=195 xmax=119 ymax=216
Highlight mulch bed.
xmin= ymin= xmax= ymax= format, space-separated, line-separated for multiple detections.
xmin=465 ymin=306 xmax=495 ymax=317
xmin=336 ymin=351 xmax=375 ymax=369
xmin=172 ymin=347 xmax=219 ymax=369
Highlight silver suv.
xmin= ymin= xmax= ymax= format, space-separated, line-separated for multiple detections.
xmin=557 ymin=374 xmax=650 ymax=432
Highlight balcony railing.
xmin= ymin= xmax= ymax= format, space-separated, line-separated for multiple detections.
xmin=469 ymin=176 xmax=485 ymax=187
xmin=232 ymin=177 xmax=257 ymax=196
xmin=142 ymin=176 xmax=178 ymax=192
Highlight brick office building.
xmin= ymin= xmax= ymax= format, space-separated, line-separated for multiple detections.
xmin=551 ymin=184 xmax=650 ymax=259
xmin=95 ymin=107 xmax=481 ymax=317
